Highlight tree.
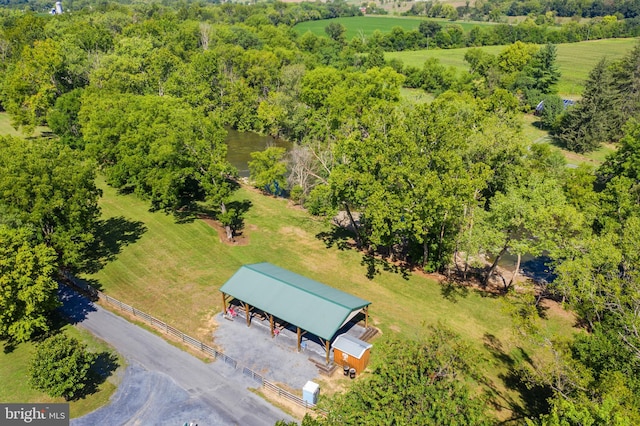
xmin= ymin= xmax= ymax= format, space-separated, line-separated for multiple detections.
xmin=306 ymin=327 xmax=492 ymax=425
xmin=324 ymin=22 xmax=346 ymax=44
xmin=555 ymin=58 xmax=616 ymax=153
xmin=80 ymin=93 xmax=234 ymax=219
xmin=611 ymin=42 xmax=640 ymax=141
xmin=477 ymin=174 xmax=579 ymax=290
xmin=419 ymin=20 xmax=442 ymax=39
xmin=538 ymin=95 xmax=564 ymax=130
xmin=541 ymin=120 xmax=640 ymax=424
xmin=598 ymin=118 xmax=640 ymax=185
xmin=182 ymin=113 xmax=238 ymax=240
xmin=0 ymin=226 xmax=59 ymax=343
xmin=248 ymin=147 xmax=288 ymax=196
xmin=0 ymin=136 xmax=101 ymax=272
xmin=0 ymin=39 xmax=64 ymax=134
xmin=47 ymin=88 xmax=84 ymax=149
xmin=29 ymin=334 xmax=97 ymax=400
xmin=529 ymin=43 xmax=561 ymax=94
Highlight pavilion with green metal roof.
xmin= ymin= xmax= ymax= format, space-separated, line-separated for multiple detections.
xmin=219 ymin=262 xmax=371 ymax=364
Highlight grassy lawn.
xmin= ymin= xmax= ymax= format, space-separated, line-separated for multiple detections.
xmin=399 ymin=87 xmax=435 ymax=104
xmin=522 ymin=113 xmax=616 ymax=167
xmin=387 ymin=38 xmax=639 ymax=97
xmin=0 ymin=112 xmax=49 ymax=138
xmin=0 ymin=325 xmax=123 ymax=419
xmin=0 ymin=112 xmax=24 ymax=137
xmin=85 ymin=177 xmax=577 ymax=420
xmin=294 ymin=16 xmax=497 ymax=40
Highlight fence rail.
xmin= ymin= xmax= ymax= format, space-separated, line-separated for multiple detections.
xmin=264 ymin=380 xmax=315 ymax=408
xmin=62 ymin=277 xmax=318 ymax=411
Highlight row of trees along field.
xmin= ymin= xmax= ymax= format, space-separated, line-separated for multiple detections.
xmin=437 ymin=0 xmax=640 ymax=20
xmin=317 ymin=14 xmax=640 ymax=52
xmin=1 ymin=1 xmax=640 ymax=423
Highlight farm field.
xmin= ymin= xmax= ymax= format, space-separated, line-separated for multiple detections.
xmin=0 ymin=325 xmax=122 ymax=419
xmin=83 ymin=176 xmax=577 ymax=420
xmin=387 ymin=37 xmax=639 ymax=97
xmin=294 ymin=15 xmax=496 ymax=40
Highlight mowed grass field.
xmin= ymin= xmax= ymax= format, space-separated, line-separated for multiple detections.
xmin=387 ymin=38 xmax=639 ymax=97
xmin=0 ymin=112 xmax=48 ymax=138
xmin=294 ymin=16 xmax=496 ymax=40
xmin=86 ymin=176 xmax=577 ymax=419
xmin=0 ymin=325 xmax=123 ymax=419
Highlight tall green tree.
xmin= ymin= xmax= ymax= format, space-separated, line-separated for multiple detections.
xmin=324 ymin=22 xmax=346 ymax=44
xmin=248 ymin=147 xmax=288 ymax=196
xmin=529 ymin=43 xmax=561 ymax=94
xmin=555 ymin=58 xmax=617 ymax=153
xmin=0 ymin=226 xmax=59 ymax=343
xmin=477 ymin=174 xmax=579 ymax=290
xmin=542 ymin=121 xmax=640 ymax=425
xmin=1 ymin=39 xmax=64 ymax=134
xmin=0 ymin=136 xmax=101 ymax=271
xmin=611 ymin=42 xmax=640 ymax=141
xmin=47 ymin=88 xmax=84 ymax=148
xmin=183 ymin=113 xmax=237 ymax=240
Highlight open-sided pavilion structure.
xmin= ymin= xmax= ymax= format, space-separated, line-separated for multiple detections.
xmin=220 ymin=262 xmax=371 ymax=364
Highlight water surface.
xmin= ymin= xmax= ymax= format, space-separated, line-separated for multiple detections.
xmin=225 ymin=129 xmax=292 ymax=177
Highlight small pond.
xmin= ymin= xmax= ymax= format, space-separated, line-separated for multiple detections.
xmin=225 ymin=129 xmax=292 ymax=177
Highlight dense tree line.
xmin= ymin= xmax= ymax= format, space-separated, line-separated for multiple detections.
xmin=2 ymin=1 xmax=640 ymax=422
xmin=406 ymin=0 xmax=640 ymax=20
xmin=506 ymin=121 xmax=640 ymax=424
xmin=302 ymin=327 xmax=493 ymax=425
xmin=0 ymin=135 xmax=100 ymax=342
xmin=355 ymin=15 xmax=640 ymax=52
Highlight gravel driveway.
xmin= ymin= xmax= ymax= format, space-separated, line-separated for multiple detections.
xmin=58 ymin=287 xmax=294 ymax=426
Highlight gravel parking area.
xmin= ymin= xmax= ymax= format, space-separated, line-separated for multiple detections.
xmin=212 ymin=311 xmax=366 ymax=390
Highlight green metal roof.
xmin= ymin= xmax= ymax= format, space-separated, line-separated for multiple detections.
xmin=220 ymin=263 xmax=370 ymax=341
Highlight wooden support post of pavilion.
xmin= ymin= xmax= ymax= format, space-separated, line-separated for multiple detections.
xmin=269 ymin=314 xmax=274 ymax=338
xmin=364 ymin=305 xmax=369 ymax=328
xmin=245 ymin=303 xmax=251 ymax=327
xmin=325 ymin=340 xmax=331 ymax=364
xmin=221 ymin=292 xmax=227 ymax=315
xmin=296 ymin=329 xmax=307 ymax=352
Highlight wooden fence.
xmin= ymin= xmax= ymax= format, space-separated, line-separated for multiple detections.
xmin=63 ymin=277 xmax=320 ymax=411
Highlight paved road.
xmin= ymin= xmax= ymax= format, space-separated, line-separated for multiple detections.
xmin=59 ymin=287 xmax=295 ymax=426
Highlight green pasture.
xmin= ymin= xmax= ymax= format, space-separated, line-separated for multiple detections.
xmin=387 ymin=38 xmax=639 ymax=97
xmin=0 ymin=325 xmax=122 ymax=418
xmin=85 ymin=176 xmax=577 ymax=420
xmin=294 ymin=16 xmax=496 ymax=40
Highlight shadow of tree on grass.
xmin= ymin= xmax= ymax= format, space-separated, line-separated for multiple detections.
xmin=440 ymin=281 xmax=470 ymax=303
xmin=315 ymin=225 xmax=354 ymax=251
xmin=77 ymin=351 xmax=120 ymax=400
xmin=481 ymin=333 xmax=552 ymax=423
xmin=85 ymin=216 xmax=147 ymax=274
xmin=361 ymin=253 xmax=412 ymax=281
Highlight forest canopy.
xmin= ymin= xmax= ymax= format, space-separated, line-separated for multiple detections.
xmin=1 ymin=0 xmax=640 ymax=423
